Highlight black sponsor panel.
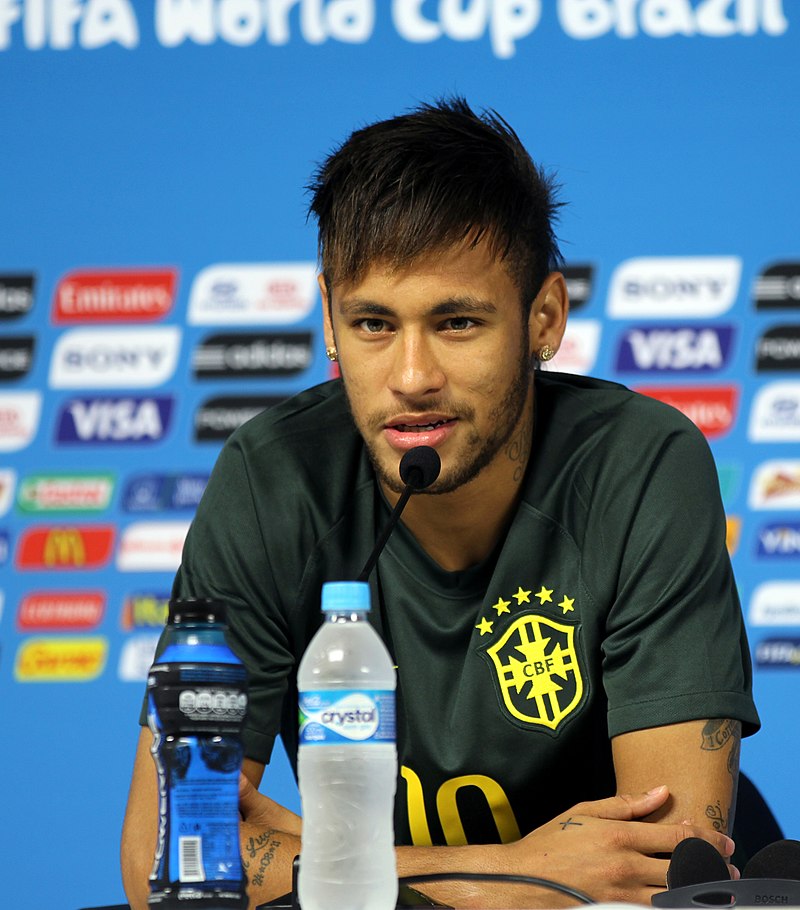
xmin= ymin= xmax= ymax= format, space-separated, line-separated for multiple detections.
xmin=756 ymin=325 xmax=800 ymax=371
xmin=0 ymin=274 xmax=35 ymax=320
xmin=562 ymin=265 xmax=594 ymax=311
xmin=754 ymin=263 xmax=800 ymax=310
xmin=193 ymin=331 xmax=313 ymax=378
xmin=0 ymin=336 xmax=35 ymax=380
xmin=194 ymin=395 xmax=286 ymax=442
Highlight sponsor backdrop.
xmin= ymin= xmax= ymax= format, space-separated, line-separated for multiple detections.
xmin=1 ymin=3 xmax=799 ymax=907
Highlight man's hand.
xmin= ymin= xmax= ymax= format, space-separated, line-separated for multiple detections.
xmin=501 ymin=786 xmax=737 ymax=907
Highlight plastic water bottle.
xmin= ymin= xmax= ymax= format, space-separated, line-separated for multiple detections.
xmin=146 ymin=598 xmax=248 ymax=909
xmin=297 ymin=581 xmax=398 ymax=910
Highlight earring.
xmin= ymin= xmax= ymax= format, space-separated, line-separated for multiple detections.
xmin=326 ymin=346 xmax=338 ymax=362
xmin=538 ymin=344 xmax=556 ymax=362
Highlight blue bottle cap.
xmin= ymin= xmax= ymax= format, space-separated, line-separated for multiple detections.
xmin=321 ymin=581 xmax=371 ymax=613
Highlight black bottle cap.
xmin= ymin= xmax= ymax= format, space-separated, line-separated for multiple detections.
xmin=167 ymin=597 xmax=227 ymax=625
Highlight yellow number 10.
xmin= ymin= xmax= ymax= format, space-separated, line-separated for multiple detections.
xmin=401 ymin=765 xmax=521 ymax=846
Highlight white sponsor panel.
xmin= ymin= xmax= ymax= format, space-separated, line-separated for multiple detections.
xmin=118 ymin=632 xmax=161 ymax=682
xmin=49 ymin=327 xmax=181 ymax=388
xmin=749 ymin=382 xmax=800 ymax=442
xmin=750 ymin=582 xmax=800 ymax=627
xmin=0 ymin=469 xmax=16 ymax=516
xmin=188 ymin=263 xmax=318 ymax=325
xmin=607 ymin=256 xmax=741 ymax=318
xmin=116 ymin=520 xmax=190 ymax=572
xmin=749 ymin=461 xmax=800 ymax=510
xmin=551 ymin=320 xmax=601 ymax=375
xmin=0 ymin=392 xmax=42 ymax=452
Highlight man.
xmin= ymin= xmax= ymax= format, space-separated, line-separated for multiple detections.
xmin=122 ymin=98 xmax=758 ymax=909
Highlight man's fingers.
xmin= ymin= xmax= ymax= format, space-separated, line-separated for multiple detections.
xmin=238 ymin=772 xmax=262 ymax=816
xmin=572 ymin=785 xmax=671 ymax=821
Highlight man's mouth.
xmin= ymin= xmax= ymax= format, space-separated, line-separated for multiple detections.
xmin=391 ymin=419 xmax=453 ymax=433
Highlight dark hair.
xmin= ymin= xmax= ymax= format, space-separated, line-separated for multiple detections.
xmin=307 ymin=96 xmax=564 ymax=308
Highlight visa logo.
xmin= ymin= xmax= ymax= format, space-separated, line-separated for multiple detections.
xmin=56 ymin=396 xmax=174 ymax=444
xmin=757 ymin=523 xmax=800 ymax=557
xmin=616 ymin=325 xmax=734 ymax=372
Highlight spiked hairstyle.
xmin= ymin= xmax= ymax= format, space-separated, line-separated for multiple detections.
xmin=307 ymin=97 xmax=564 ymax=311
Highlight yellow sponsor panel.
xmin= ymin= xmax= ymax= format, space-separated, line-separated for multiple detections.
xmin=15 ymin=636 xmax=107 ymax=682
xmin=726 ymin=515 xmax=742 ymax=557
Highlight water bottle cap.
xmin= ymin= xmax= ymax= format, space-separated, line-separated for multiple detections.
xmin=168 ymin=597 xmax=227 ymax=625
xmin=321 ymin=581 xmax=371 ymax=613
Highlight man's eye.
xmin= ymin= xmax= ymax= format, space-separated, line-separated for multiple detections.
xmin=360 ymin=318 xmax=388 ymax=334
xmin=445 ymin=317 xmax=476 ymax=331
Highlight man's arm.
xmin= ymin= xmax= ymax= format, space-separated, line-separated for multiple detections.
xmin=613 ymin=717 xmax=741 ymax=834
xmin=121 ymin=727 xmax=303 ymax=910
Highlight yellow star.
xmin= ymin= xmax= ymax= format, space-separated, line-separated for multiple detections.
xmin=492 ymin=597 xmax=511 ymax=615
xmin=559 ymin=595 xmax=575 ymax=614
xmin=476 ymin=617 xmax=494 ymax=636
xmin=513 ymin=586 xmax=531 ymax=605
xmin=535 ymin=586 xmax=553 ymax=605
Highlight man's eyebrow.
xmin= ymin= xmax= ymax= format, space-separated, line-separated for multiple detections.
xmin=338 ymin=297 xmax=498 ymax=316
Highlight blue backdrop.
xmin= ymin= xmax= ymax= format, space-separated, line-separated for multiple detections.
xmin=1 ymin=3 xmax=799 ymax=908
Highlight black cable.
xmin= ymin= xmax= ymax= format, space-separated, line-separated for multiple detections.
xmin=399 ymin=871 xmax=595 ymax=905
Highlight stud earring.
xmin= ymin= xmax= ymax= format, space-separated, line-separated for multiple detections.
xmin=326 ymin=346 xmax=338 ymax=362
xmin=538 ymin=344 xmax=556 ymax=362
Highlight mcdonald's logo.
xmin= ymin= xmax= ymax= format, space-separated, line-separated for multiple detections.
xmin=15 ymin=525 xmax=115 ymax=570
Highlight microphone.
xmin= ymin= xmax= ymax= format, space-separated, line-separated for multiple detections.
xmin=653 ymin=837 xmax=800 ymax=907
xmin=665 ymin=837 xmax=731 ymax=890
xmin=744 ymin=839 xmax=800 ymax=879
xmin=357 ymin=446 xmax=441 ymax=582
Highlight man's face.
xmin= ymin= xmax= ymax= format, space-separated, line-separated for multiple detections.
xmin=323 ymin=242 xmax=537 ymax=496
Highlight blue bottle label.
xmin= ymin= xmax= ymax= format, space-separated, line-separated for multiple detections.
xmin=298 ymin=689 xmax=395 ymax=745
xmin=151 ymin=736 xmax=244 ymax=890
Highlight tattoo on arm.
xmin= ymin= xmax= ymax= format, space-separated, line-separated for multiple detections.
xmin=706 ymin=800 xmax=728 ymax=832
xmin=700 ymin=718 xmax=740 ymax=752
xmin=701 ymin=719 xmax=741 ymax=834
xmin=242 ymin=829 xmax=283 ymax=888
xmin=559 ymin=817 xmax=583 ymax=830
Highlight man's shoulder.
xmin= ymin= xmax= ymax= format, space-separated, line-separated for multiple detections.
xmin=536 ymin=370 xmax=700 ymax=437
xmin=216 ymin=379 xmax=369 ymax=515
xmin=231 ymin=379 xmax=353 ymax=446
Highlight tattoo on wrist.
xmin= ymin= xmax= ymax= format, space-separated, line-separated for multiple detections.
xmin=706 ymin=800 xmax=728 ymax=833
xmin=559 ymin=817 xmax=583 ymax=830
xmin=242 ymin=829 xmax=282 ymax=888
xmin=701 ymin=719 xmax=740 ymax=752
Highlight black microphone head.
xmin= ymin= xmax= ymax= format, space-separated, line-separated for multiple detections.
xmin=744 ymin=839 xmax=800 ymax=880
xmin=399 ymin=446 xmax=441 ymax=490
xmin=667 ymin=837 xmax=732 ymax=889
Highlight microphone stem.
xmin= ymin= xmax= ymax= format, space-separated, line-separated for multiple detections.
xmin=357 ymin=482 xmax=415 ymax=582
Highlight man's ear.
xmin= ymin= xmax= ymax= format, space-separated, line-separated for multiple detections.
xmin=527 ymin=272 xmax=569 ymax=357
xmin=319 ymin=273 xmax=336 ymax=351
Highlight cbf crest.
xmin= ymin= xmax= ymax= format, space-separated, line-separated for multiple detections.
xmin=477 ymin=586 xmax=584 ymax=730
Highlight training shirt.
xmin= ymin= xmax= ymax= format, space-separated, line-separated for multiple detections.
xmin=145 ymin=372 xmax=759 ymax=846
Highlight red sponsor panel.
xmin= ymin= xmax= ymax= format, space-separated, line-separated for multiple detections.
xmin=52 ymin=268 xmax=177 ymax=323
xmin=17 ymin=591 xmax=106 ymax=631
xmin=15 ymin=525 xmax=116 ymax=569
xmin=635 ymin=384 xmax=738 ymax=439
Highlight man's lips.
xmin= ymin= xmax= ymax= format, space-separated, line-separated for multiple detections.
xmin=382 ymin=416 xmax=458 ymax=449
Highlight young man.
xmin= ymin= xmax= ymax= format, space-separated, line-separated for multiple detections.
xmin=122 ymin=98 xmax=758 ymax=909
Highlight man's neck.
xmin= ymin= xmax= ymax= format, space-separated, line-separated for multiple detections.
xmin=380 ymin=395 xmax=534 ymax=573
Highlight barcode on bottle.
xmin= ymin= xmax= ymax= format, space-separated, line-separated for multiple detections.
xmin=179 ymin=836 xmax=205 ymax=882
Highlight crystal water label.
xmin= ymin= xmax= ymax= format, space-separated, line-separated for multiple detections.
xmin=298 ymin=689 xmax=395 ymax=745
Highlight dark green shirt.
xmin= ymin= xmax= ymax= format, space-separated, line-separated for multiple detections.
xmin=152 ymin=372 xmax=759 ymax=846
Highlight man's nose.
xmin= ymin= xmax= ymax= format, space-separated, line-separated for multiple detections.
xmin=388 ymin=333 xmax=445 ymax=398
